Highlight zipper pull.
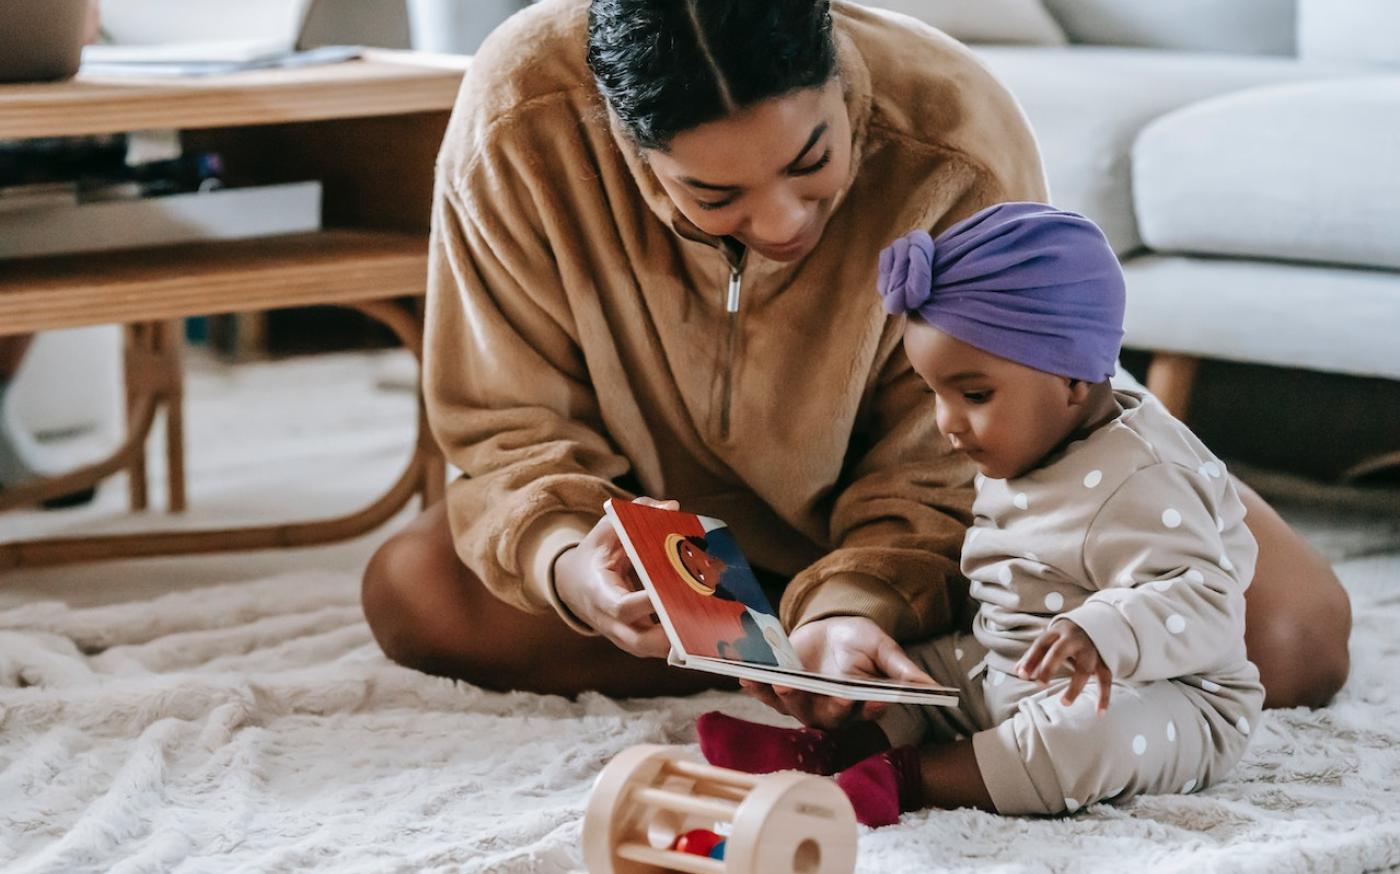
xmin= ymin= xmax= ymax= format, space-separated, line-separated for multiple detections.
xmin=726 ymin=268 xmax=742 ymax=313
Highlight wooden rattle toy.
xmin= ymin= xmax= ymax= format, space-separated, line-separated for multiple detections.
xmin=584 ymin=744 xmax=857 ymax=874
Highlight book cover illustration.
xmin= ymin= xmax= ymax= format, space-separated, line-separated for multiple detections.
xmin=605 ymin=499 xmax=804 ymax=671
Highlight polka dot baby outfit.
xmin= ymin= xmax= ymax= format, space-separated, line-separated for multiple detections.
xmin=878 ymin=389 xmax=1264 ymax=815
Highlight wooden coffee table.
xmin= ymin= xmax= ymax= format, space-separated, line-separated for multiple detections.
xmin=0 ymin=50 xmax=465 ymax=569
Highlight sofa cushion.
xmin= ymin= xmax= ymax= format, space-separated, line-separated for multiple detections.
xmin=1041 ymin=0 xmax=1296 ymax=56
xmin=1298 ymin=0 xmax=1400 ymax=66
xmin=1121 ymin=255 xmax=1400 ymax=381
xmin=857 ymin=0 xmax=1067 ymax=46
xmin=975 ymin=47 xmax=1339 ymax=254
xmin=1133 ymin=77 xmax=1400 ymax=271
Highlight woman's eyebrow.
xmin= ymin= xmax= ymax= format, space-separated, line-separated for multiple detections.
xmin=680 ymin=121 xmax=831 ymax=191
xmin=784 ymin=121 xmax=829 ymax=172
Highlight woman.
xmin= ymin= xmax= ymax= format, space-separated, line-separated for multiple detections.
xmin=362 ymin=0 xmax=1350 ymax=720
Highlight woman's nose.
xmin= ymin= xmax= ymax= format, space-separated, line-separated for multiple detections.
xmin=749 ymin=190 xmax=811 ymax=245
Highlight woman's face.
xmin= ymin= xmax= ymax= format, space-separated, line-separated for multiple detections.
xmin=644 ymin=79 xmax=852 ymax=263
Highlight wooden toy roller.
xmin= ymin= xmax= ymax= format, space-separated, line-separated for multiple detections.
xmin=584 ymin=744 xmax=857 ymax=874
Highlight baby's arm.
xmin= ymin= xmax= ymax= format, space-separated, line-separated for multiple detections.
xmin=1056 ymin=463 xmax=1257 ymax=683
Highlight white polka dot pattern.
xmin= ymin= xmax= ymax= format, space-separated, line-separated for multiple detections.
xmin=1167 ymin=721 xmax=1177 ymax=742
xmin=1221 ymin=553 xmax=1234 ymax=571
xmin=1202 ymin=679 xmax=1221 ymax=693
xmin=1199 ymin=461 xmax=1222 ymax=479
xmin=1013 ymin=492 xmax=1029 ymax=510
xmin=1237 ymin=716 xmax=1251 ymax=735
xmin=1044 ymin=592 xmax=1064 ymax=612
xmin=1183 ymin=778 xmax=1197 ymax=792
xmin=1166 ymin=614 xmax=1187 ymax=634
xmin=1083 ymin=469 xmax=1103 ymax=488
xmin=1185 ymin=569 xmax=1205 ymax=584
xmin=1063 ymin=797 xmax=1080 ymax=813
xmin=1132 ymin=735 xmax=1147 ymax=756
xmin=1161 ymin=508 xmax=1182 ymax=528
xmin=1151 ymin=579 xmax=1173 ymax=592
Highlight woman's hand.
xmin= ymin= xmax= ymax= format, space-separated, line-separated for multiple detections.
xmin=1015 ymin=620 xmax=1112 ymax=713
xmin=740 ymin=616 xmax=935 ymax=730
xmin=552 ymin=497 xmax=675 ymax=659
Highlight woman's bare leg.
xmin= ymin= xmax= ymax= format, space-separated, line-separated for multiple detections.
xmin=1237 ymin=478 xmax=1352 ymax=709
xmin=918 ymin=738 xmax=995 ymax=812
xmin=361 ymin=501 xmax=731 ymax=698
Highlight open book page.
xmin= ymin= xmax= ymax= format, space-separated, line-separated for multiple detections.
xmin=604 ymin=499 xmax=958 ymax=706
xmin=604 ymin=498 xmax=804 ymax=671
xmin=679 ymin=655 xmax=958 ymax=706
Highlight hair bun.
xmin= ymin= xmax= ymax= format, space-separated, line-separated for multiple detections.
xmin=876 ymin=230 xmax=936 ymax=316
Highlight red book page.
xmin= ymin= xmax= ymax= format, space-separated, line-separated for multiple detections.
xmin=608 ymin=500 xmax=765 ymax=662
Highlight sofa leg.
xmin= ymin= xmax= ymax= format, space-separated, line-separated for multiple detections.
xmin=1146 ymin=352 xmax=1200 ymax=421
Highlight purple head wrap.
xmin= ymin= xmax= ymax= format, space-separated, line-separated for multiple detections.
xmin=877 ymin=202 xmax=1125 ymax=383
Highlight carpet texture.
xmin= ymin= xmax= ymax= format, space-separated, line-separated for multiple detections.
xmin=2 ymin=553 xmax=1398 ymax=873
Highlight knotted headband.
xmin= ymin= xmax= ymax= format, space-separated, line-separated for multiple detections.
xmin=877 ymin=202 xmax=1125 ymax=382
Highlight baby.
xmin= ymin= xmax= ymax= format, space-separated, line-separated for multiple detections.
xmin=697 ymin=203 xmax=1264 ymax=825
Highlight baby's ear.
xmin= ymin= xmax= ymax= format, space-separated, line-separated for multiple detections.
xmin=1065 ymin=378 xmax=1093 ymax=407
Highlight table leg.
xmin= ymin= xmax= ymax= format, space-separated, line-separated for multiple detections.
xmin=124 ymin=323 xmax=152 ymax=511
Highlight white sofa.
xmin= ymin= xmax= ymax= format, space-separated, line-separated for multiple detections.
xmin=867 ymin=0 xmax=1400 ymax=421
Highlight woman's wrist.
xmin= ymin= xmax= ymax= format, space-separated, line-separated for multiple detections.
xmin=548 ymin=544 xmax=598 ymax=636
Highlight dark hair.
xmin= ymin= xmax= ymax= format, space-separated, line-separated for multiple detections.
xmin=586 ymin=0 xmax=837 ymax=150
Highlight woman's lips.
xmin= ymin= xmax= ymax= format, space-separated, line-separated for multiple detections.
xmin=750 ymin=219 xmax=821 ymax=261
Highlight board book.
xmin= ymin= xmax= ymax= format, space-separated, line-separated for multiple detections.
xmin=604 ymin=499 xmax=957 ymax=706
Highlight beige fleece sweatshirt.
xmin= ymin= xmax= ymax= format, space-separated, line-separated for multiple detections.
xmin=966 ymin=390 xmax=1259 ymax=681
xmin=423 ymin=0 xmax=1048 ymax=639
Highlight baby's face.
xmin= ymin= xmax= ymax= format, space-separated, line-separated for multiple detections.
xmin=903 ymin=321 xmax=1085 ymax=480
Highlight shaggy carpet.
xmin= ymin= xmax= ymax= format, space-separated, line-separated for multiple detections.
xmin=3 ymin=353 xmax=1397 ymax=872
xmin=1 ymin=551 xmax=1397 ymax=873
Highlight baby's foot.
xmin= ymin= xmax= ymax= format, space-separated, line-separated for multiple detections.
xmin=834 ymin=745 xmax=924 ymax=828
xmin=696 ymin=711 xmax=888 ymax=776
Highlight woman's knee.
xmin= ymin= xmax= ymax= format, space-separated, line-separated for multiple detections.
xmin=361 ymin=523 xmax=542 ymax=686
xmin=1253 ymin=575 xmax=1352 ymax=709
xmin=358 ymin=526 xmax=473 ymax=669
xmin=361 ymin=530 xmax=449 ymax=668
xmin=1237 ymin=481 xmax=1353 ymax=708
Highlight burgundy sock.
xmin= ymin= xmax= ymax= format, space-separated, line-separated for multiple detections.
xmin=695 ymin=711 xmax=890 ymax=776
xmin=835 ymin=746 xmax=924 ymax=828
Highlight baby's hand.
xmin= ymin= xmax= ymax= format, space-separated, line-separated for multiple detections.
xmin=1014 ymin=620 xmax=1113 ymax=714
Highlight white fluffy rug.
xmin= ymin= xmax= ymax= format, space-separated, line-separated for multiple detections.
xmin=2 ymin=553 xmax=1399 ymax=873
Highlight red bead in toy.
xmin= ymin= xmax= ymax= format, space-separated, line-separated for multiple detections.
xmin=672 ymin=829 xmax=724 ymax=857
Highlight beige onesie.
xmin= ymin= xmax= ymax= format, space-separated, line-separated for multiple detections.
xmin=880 ymin=389 xmax=1265 ymax=815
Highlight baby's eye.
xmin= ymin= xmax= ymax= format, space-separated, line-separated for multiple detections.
xmin=964 ymin=391 xmax=992 ymax=404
